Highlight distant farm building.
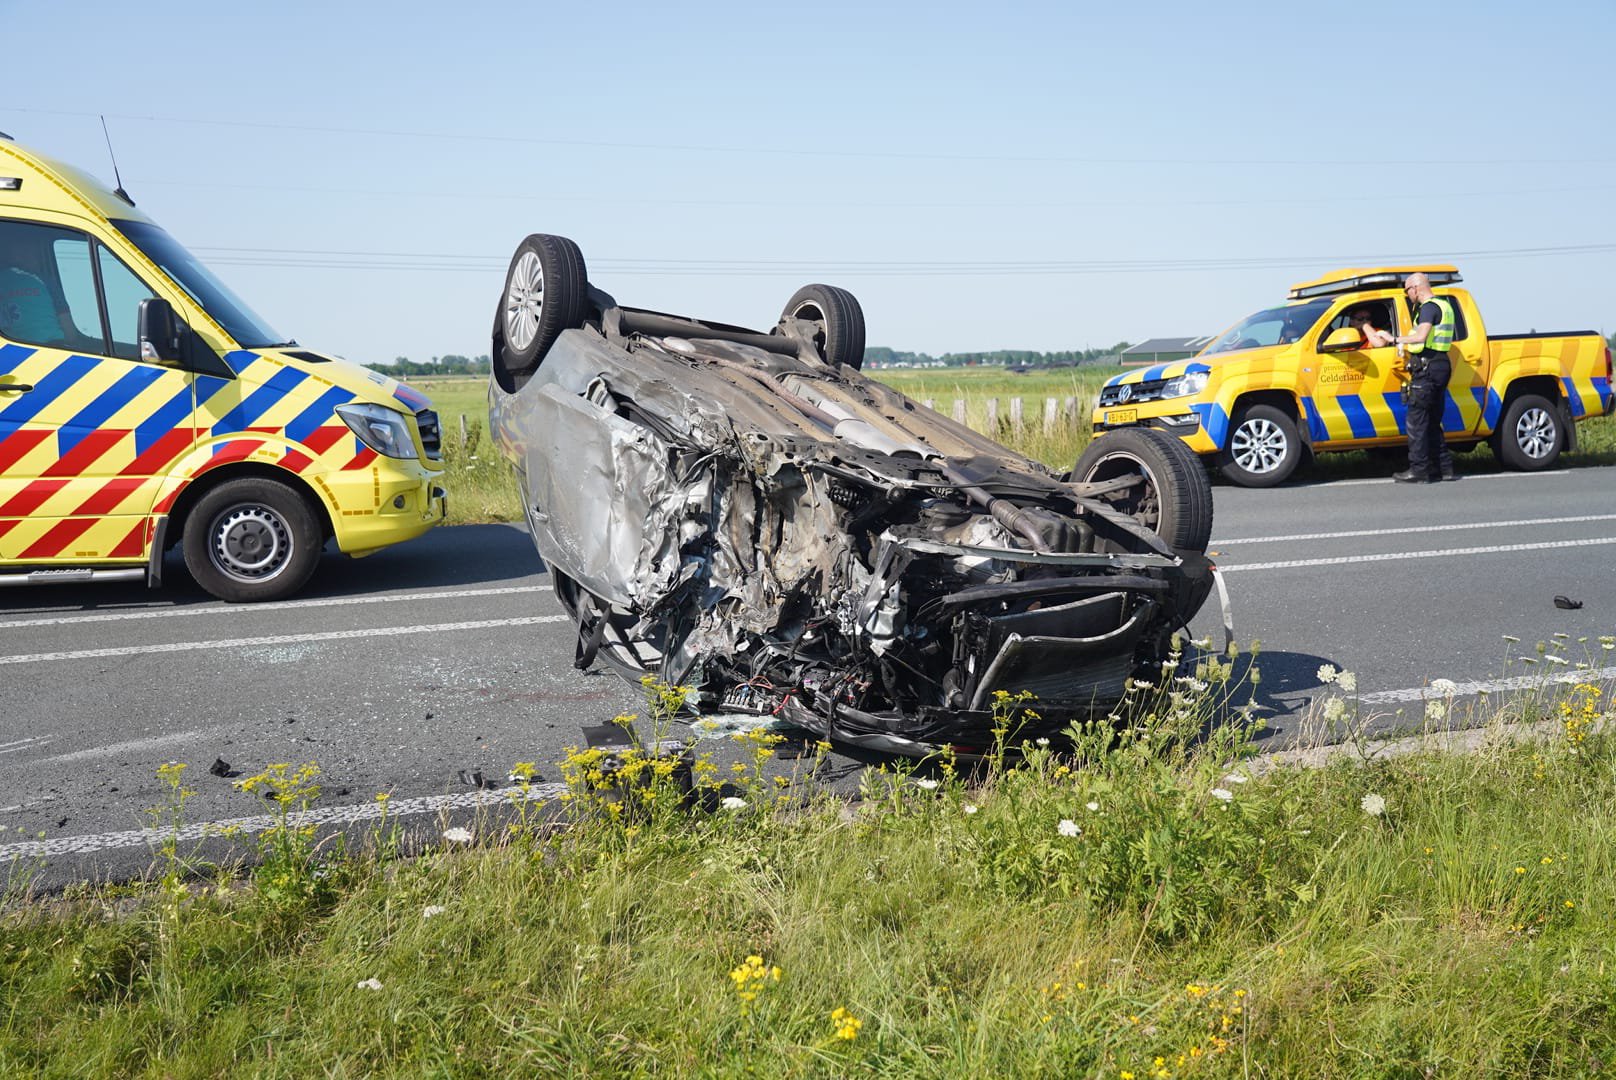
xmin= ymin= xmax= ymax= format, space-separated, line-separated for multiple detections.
xmin=1120 ymin=336 xmax=1214 ymax=366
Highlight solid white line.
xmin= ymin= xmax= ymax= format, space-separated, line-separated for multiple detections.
xmin=1355 ymin=664 xmax=1616 ymax=705
xmin=0 ymin=739 xmax=50 ymax=756
xmin=1218 ymin=535 xmax=1616 ymax=573
xmin=0 ymin=616 xmax=570 ymax=666
xmin=33 ymin=730 xmax=217 ymax=767
xmin=1213 ymin=513 xmax=1616 ymax=547
xmin=0 ymin=781 xmax=568 ymax=859
xmin=1317 ymin=471 xmax=1567 ymax=489
xmin=0 ymin=584 xmax=552 ymax=630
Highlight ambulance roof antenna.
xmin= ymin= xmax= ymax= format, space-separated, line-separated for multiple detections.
xmin=99 ymin=115 xmax=135 ymax=207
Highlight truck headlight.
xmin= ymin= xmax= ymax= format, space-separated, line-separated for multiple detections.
xmin=1160 ymin=371 xmax=1209 ymax=398
xmin=336 ymin=402 xmax=419 ymax=459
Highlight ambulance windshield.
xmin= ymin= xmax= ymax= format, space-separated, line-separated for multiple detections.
xmin=109 ymin=219 xmax=288 ymax=349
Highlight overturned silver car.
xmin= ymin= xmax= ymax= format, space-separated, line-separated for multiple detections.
xmin=490 ymin=234 xmax=1217 ymax=757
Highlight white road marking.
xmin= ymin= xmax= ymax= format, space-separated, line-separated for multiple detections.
xmin=0 ymin=737 xmax=50 ymax=756
xmin=0 ymin=782 xmax=568 ymax=859
xmin=1354 ymin=665 xmax=1616 ymax=705
xmin=33 ymin=730 xmax=219 ymax=767
xmin=0 ymin=616 xmax=570 ymax=666
xmin=1213 ymin=513 xmax=1616 ymax=547
xmin=0 ymin=584 xmax=552 ymax=630
xmin=1217 ymin=535 xmax=1616 ymax=573
xmin=1321 ymin=472 xmax=1567 ymax=489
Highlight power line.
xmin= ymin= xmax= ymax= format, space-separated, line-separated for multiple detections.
xmin=7 ymin=106 xmax=1614 ymax=169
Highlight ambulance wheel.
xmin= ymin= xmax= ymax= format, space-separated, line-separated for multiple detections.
xmin=1493 ymin=393 xmax=1563 ymax=471
xmin=182 ymin=478 xmax=323 ymax=603
xmin=1220 ymin=404 xmax=1302 ymax=487
xmin=494 ymin=234 xmax=589 ymax=384
xmin=778 ymin=284 xmax=865 ymax=369
xmin=1072 ymin=427 xmax=1213 ymax=553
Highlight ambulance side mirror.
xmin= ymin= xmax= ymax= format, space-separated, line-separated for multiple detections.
xmin=138 ymin=298 xmax=185 ymax=365
xmin=1319 ymin=327 xmax=1364 ymax=354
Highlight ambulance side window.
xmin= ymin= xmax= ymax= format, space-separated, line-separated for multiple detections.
xmin=51 ymin=236 xmax=103 ymax=342
xmin=96 ymin=247 xmax=157 ymax=361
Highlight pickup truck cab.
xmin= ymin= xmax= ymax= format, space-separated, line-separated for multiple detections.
xmin=1092 ymin=266 xmax=1614 ymax=486
xmin=0 ymin=134 xmax=446 ymax=600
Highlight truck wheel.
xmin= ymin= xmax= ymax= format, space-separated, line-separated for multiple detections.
xmin=495 ymin=234 xmax=589 ymax=382
xmin=1073 ymin=427 xmax=1213 ymax=552
xmin=1220 ymin=404 xmax=1302 ymax=487
xmin=779 ymin=284 xmax=865 ymax=369
xmin=1494 ymin=393 xmax=1563 ymax=471
xmin=182 ymin=478 xmax=323 ymax=602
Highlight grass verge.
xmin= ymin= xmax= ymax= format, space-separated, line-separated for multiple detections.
xmin=4 ymin=663 xmax=1615 ymax=1075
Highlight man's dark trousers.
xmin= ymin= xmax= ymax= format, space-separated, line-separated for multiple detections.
xmin=1404 ymin=357 xmax=1454 ymax=479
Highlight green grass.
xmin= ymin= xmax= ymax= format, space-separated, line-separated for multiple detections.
xmin=410 ymin=370 xmax=1616 ymax=526
xmin=5 ymin=667 xmax=1616 ymax=1076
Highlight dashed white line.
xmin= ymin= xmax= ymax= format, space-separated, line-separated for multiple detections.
xmin=1213 ymin=513 xmax=1616 ymax=547
xmin=0 ymin=616 xmax=570 ymax=666
xmin=0 ymin=584 xmax=552 ymax=630
xmin=1218 ymin=535 xmax=1616 ymax=573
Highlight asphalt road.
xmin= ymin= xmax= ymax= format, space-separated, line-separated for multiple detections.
xmin=4 ymin=464 xmax=1614 ymax=887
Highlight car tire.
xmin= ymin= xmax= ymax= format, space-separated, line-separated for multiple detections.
xmin=182 ymin=478 xmax=323 ymax=603
xmin=494 ymin=234 xmax=589 ymax=382
xmin=1073 ymin=427 xmax=1213 ymax=552
xmin=1493 ymin=393 xmax=1563 ymax=471
xmin=1220 ymin=404 xmax=1303 ymax=487
xmin=779 ymin=284 xmax=865 ymax=369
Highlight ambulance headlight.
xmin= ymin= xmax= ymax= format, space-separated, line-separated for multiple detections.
xmin=336 ymin=403 xmax=418 ymax=459
xmin=1160 ymin=371 xmax=1209 ymax=398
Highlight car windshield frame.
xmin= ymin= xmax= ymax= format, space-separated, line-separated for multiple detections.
xmin=109 ymin=219 xmax=288 ymax=349
xmin=1202 ymin=298 xmax=1332 ymax=356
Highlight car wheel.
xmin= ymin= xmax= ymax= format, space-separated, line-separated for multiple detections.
xmin=1493 ymin=393 xmax=1563 ymax=471
xmin=181 ymin=478 xmax=323 ymax=602
xmin=779 ymin=284 xmax=865 ymax=369
xmin=1073 ymin=427 xmax=1213 ymax=552
xmin=494 ymin=234 xmax=589 ymax=382
xmin=1220 ymin=404 xmax=1302 ymax=487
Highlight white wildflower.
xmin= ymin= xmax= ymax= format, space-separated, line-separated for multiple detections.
xmin=1086 ymin=801 xmax=1101 ymax=812
xmin=1210 ymin=788 xmax=1234 ymax=803
xmin=1430 ymin=678 xmax=1458 ymax=695
xmin=963 ymin=804 xmax=979 ymax=815
xmin=720 ymin=796 xmax=747 ymax=811
xmin=1360 ymin=793 xmax=1386 ymax=817
xmin=1316 ymin=664 xmax=1338 ymax=684
xmin=1517 ymin=656 xmax=1540 ymax=665
xmin=1546 ymin=655 xmax=1569 ymax=666
xmin=1502 ymin=634 xmax=1520 ymax=643
xmin=1552 ymin=632 xmax=1570 ymax=640
xmin=441 ymin=827 xmax=473 ymax=845
xmin=914 ymin=778 xmax=939 ymax=790
xmin=1034 ymin=738 xmax=1050 ymax=747
xmin=1335 ymin=671 xmax=1357 ymax=693
xmin=1322 ymin=698 xmax=1347 ymax=723
xmin=422 ymin=905 xmax=446 ymax=920
xmin=1426 ymin=700 xmax=1446 ymax=722
xmin=357 ymin=978 xmax=384 ymax=991
xmin=1223 ymin=773 xmax=1249 ymax=785
xmin=1192 ymin=636 xmax=1213 ymax=650
xmin=1057 ymin=819 xmax=1081 ymax=837
xmin=1127 ymin=678 xmax=1153 ymax=691
xmin=1175 ymin=675 xmax=1209 ymax=692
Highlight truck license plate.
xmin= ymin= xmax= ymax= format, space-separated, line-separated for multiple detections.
xmin=1106 ymin=409 xmax=1138 ymax=425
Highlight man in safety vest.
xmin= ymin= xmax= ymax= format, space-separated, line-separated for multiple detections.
xmin=1388 ymin=272 xmax=1458 ymax=483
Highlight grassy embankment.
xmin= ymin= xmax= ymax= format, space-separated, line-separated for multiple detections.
xmin=4 ymin=660 xmax=1615 ymax=1075
xmin=417 ymin=371 xmax=1616 ymax=528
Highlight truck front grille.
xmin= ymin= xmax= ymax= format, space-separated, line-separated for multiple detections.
xmin=1098 ymin=379 xmax=1169 ymax=406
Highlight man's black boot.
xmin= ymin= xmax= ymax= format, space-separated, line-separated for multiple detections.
xmin=1439 ymin=468 xmax=1459 ymax=481
xmin=1392 ymin=469 xmax=1432 ymax=484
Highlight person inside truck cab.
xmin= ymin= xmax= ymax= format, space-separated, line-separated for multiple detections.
xmin=0 ymin=231 xmax=74 ymax=347
xmin=1345 ymin=305 xmax=1394 ymax=349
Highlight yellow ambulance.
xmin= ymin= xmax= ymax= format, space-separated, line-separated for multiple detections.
xmin=0 ymin=134 xmax=445 ymax=601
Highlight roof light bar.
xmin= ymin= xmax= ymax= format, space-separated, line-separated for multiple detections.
xmin=1289 ymin=268 xmax=1462 ymax=300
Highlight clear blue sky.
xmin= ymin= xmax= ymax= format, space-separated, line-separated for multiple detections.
xmin=3 ymin=0 xmax=1611 ymax=365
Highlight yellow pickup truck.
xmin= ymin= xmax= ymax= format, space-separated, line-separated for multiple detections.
xmin=1092 ymin=266 xmax=1613 ymax=486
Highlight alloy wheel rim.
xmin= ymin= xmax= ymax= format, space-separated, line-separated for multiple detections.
xmin=1516 ymin=408 xmax=1555 ymax=459
xmin=505 ymin=251 xmax=545 ymax=351
xmin=1231 ymin=418 xmax=1286 ymax=473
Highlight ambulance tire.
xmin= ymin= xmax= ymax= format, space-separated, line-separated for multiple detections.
xmin=1493 ymin=393 xmax=1563 ymax=471
xmin=1073 ymin=427 xmax=1213 ymax=554
xmin=777 ymin=284 xmax=866 ymax=369
xmin=1219 ymin=404 xmax=1302 ymax=487
xmin=495 ymin=234 xmax=589 ymax=382
xmin=182 ymin=478 xmax=323 ymax=603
